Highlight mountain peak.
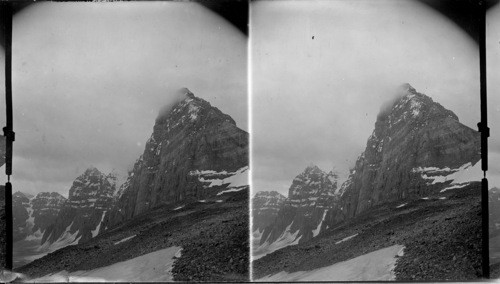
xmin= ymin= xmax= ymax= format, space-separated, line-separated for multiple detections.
xmin=84 ymin=166 xmax=101 ymax=176
xmin=181 ymin=87 xmax=195 ymax=99
xmin=305 ymin=163 xmax=321 ymax=173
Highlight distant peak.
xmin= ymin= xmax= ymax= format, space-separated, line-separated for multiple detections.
xmin=305 ymin=163 xmax=320 ymax=171
xmin=84 ymin=166 xmax=102 ymax=176
xmin=302 ymin=164 xmax=328 ymax=176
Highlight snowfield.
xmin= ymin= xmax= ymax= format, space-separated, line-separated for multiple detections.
xmin=28 ymin=246 xmax=182 ymax=282
xmin=189 ymin=166 xmax=249 ymax=195
xmin=413 ymin=161 xmax=482 ymax=190
xmin=256 ymin=245 xmax=405 ymax=281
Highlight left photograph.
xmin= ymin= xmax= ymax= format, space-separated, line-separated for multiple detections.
xmin=1 ymin=1 xmax=249 ymax=282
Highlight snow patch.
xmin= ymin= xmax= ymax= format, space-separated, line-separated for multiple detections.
xmin=114 ymin=235 xmax=136 ymax=245
xmin=335 ymin=233 xmax=358 ymax=244
xmin=440 ymin=183 xmax=469 ymax=192
xmin=173 ymin=205 xmax=185 ymax=210
xmin=256 ymin=245 xmax=405 ymax=281
xmin=217 ymin=186 xmax=247 ymax=196
xmin=413 ymin=161 xmax=481 ymax=187
xmin=312 ymin=210 xmax=328 ymax=237
xmin=91 ymin=211 xmax=106 ymax=238
xmin=28 ymin=246 xmax=182 ymax=282
xmin=396 ymin=203 xmax=407 ymax=208
xmin=190 ymin=166 xmax=249 ymax=189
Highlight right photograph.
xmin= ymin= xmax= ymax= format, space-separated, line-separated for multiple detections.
xmin=251 ymin=0 xmax=483 ymax=281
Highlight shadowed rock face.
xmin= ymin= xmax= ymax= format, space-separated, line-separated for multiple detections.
xmin=41 ymin=168 xmax=117 ymax=245
xmin=259 ymin=165 xmax=339 ymax=246
xmin=252 ymin=191 xmax=286 ymax=233
xmin=490 ymin=187 xmax=500 ymax=236
xmin=338 ymin=84 xmax=480 ymax=220
xmin=12 ymin=191 xmax=67 ymax=243
xmin=105 ymin=89 xmax=248 ymax=227
xmin=12 ymin=192 xmax=31 ymax=242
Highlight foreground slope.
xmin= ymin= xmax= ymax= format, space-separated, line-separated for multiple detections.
xmin=18 ymin=190 xmax=249 ymax=282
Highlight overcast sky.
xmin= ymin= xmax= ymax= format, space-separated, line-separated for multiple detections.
xmin=487 ymin=4 xmax=500 ymax=189
xmin=0 ymin=2 xmax=247 ymax=197
xmin=251 ymin=0 xmax=480 ymax=196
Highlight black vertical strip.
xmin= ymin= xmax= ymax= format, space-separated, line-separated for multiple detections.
xmin=1 ymin=2 xmax=13 ymax=271
xmin=5 ymin=182 xmax=12 ymax=270
xmin=483 ymin=178 xmax=490 ymax=278
xmin=3 ymin=4 xmax=13 ymax=177
xmin=478 ymin=0 xmax=490 ymax=279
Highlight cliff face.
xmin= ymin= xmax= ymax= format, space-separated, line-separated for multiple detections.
xmin=41 ymin=167 xmax=117 ymax=246
xmin=105 ymin=89 xmax=248 ymax=227
xmin=338 ymin=84 xmax=480 ymax=219
xmin=259 ymin=165 xmax=339 ymax=248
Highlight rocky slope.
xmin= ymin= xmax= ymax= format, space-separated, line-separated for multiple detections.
xmin=18 ymin=186 xmax=249 ymax=281
xmin=12 ymin=191 xmax=66 ymax=243
xmin=489 ymin=186 xmax=500 ymax=277
xmin=257 ymin=165 xmax=340 ymax=254
xmin=104 ymin=88 xmax=248 ymax=228
xmin=41 ymin=167 xmax=117 ymax=247
xmin=337 ymin=83 xmax=480 ymax=221
xmin=490 ymin=187 xmax=500 ymax=236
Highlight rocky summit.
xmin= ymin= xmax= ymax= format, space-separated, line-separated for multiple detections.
xmin=104 ymin=89 xmax=249 ymax=227
xmin=41 ymin=167 xmax=117 ymax=247
xmin=13 ymin=191 xmax=66 ymax=243
xmin=257 ymin=165 xmax=339 ymax=252
xmin=338 ymin=83 xmax=480 ymax=219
